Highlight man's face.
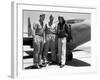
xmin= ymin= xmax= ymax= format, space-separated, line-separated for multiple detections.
xmin=59 ymin=17 xmax=63 ymax=23
xmin=49 ymin=16 xmax=54 ymax=22
xmin=40 ymin=15 xmax=45 ymax=21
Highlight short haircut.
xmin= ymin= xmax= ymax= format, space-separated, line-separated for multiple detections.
xmin=40 ymin=14 xmax=45 ymax=17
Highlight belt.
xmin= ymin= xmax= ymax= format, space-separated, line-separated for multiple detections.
xmin=35 ymin=33 xmax=43 ymax=36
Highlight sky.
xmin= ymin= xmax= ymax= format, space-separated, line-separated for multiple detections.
xmin=23 ymin=10 xmax=91 ymax=33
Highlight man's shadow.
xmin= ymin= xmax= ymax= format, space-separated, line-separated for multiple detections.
xmin=66 ymin=58 xmax=90 ymax=67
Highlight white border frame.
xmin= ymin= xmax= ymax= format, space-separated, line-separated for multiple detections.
xmin=11 ymin=1 xmax=97 ymax=78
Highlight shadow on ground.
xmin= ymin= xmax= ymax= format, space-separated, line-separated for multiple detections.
xmin=25 ymin=65 xmax=41 ymax=69
xmin=66 ymin=58 xmax=90 ymax=67
xmin=25 ymin=58 xmax=90 ymax=69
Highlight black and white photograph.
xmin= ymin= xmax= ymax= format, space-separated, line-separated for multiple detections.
xmin=23 ymin=10 xmax=91 ymax=69
xmin=11 ymin=2 xmax=97 ymax=78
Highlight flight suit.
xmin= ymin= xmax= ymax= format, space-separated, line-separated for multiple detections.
xmin=31 ymin=22 xmax=45 ymax=66
xmin=57 ymin=23 xmax=68 ymax=65
xmin=43 ymin=23 xmax=57 ymax=63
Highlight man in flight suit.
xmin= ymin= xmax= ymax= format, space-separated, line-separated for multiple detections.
xmin=57 ymin=16 xmax=69 ymax=68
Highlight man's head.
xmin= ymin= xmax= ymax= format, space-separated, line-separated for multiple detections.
xmin=49 ymin=15 xmax=54 ymax=22
xmin=39 ymin=14 xmax=45 ymax=21
xmin=58 ymin=16 xmax=64 ymax=24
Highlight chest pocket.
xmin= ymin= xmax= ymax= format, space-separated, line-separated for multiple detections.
xmin=35 ymin=24 xmax=44 ymax=35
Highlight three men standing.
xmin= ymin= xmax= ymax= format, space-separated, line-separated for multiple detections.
xmin=31 ymin=14 xmax=72 ymax=69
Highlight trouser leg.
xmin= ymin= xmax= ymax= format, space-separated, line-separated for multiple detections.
xmin=33 ymin=41 xmax=40 ymax=66
xmin=51 ymin=39 xmax=56 ymax=62
xmin=58 ymin=39 xmax=62 ymax=64
xmin=43 ymin=40 xmax=49 ymax=62
xmin=38 ymin=41 xmax=44 ymax=65
xmin=61 ymin=38 xmax=66 ymax=65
